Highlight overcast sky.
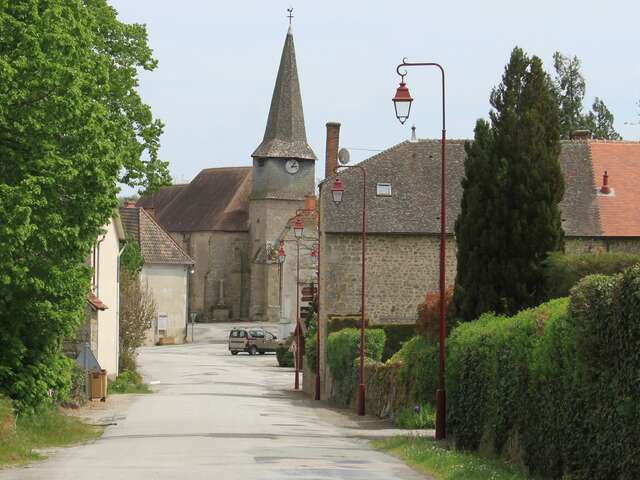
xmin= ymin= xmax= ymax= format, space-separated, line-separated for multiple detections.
xmin=110 ymin=0 xmax=640 ymax=190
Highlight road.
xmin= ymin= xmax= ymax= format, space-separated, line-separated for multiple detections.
xmin=1 ymin=324 xmax=427 ymax=479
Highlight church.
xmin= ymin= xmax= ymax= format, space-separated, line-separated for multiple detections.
xmin=138 ymin=26 xmax=319 ymax=328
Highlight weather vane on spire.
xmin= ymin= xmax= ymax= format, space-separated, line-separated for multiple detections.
xmin=287 ymin=7 xmax=294 ymax=26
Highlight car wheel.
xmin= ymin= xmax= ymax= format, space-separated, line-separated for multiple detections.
xmin=259 ymin=350 xmax=265 ymax=355
xmin=231 ymin=351 xmax=238 ymax=355
xmin=249 ymin=345 xmax=258 ymax=355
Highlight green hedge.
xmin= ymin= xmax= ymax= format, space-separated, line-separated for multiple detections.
xmin=327 ymin=328 xmax=386 ymax=406
xmin=542 ymin=251 xmax=640 ymax=299
xmin=275 ymin=346 xmax=294 ymax=368
xmin=327 ymin=316 xmax=414 ymax=361
xmin=447 ymin=266 xmax=640 ymax=479
xmin=372 ymin=324 xmax=415 ymax=361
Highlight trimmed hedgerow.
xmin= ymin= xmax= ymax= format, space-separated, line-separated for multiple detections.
xmin=542 ymin=251 xmax=640 ymax=299
xmin=447 ymin=266 xmax=640 ymax=479
xmin=327 ymin=328 xmax=386 ymax=406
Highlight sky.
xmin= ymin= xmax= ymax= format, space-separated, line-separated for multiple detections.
xmin=110 ymin=0 xmax=640 ymax=191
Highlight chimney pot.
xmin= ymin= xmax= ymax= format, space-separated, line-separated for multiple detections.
xmin=304 ymin=195 xmax=317 ymax=211
xmin=600 ymin=170 xmax=611 ymax=195
xmin=325 ymin=122 xmax=341 ymax=179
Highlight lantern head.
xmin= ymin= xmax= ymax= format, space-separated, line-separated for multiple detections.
xmin=392 ymin=79 xmax=413 ymax=125
xmin=292 ymin=216 xmax=304 ymax=239
xmin=331 ymin=177 xmax=345 ymax=204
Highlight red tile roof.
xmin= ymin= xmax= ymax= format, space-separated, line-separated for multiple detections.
xmin=590 ymin=141 xmax=640 ymax=237
xmin=87 ymin=292 xmax=108 ymax=311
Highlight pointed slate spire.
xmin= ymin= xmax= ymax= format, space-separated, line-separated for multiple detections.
xmin=252 ymin=28 xmax=317 ymax=161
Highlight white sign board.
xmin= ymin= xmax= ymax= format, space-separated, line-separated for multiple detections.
xmin=158 ymin=313 xmax=168 ymax=331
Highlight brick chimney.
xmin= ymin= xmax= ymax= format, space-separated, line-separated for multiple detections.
xmin=325 ymin=122 xmax=341 ymax=179
xmin=571 ymin=129 xmax=591 ymax=140
xmin=304 ymin=194 xmax=317 ymax=211
xmin=600 ymin=170 xmax=611 ymax=195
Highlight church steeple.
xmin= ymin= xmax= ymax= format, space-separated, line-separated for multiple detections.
xmin=251 ymin=27 xmax=316 ymax=161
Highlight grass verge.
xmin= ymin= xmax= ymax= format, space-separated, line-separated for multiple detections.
xmin=394 ymin=404 xmax=436 ymax=429
xmin=0 ymin=397 xmax=102 ymax=466
xmin=373 ymin=436 xmax=533 ymax=480
xmin=108 ymin=369 xmax=151 ymax=394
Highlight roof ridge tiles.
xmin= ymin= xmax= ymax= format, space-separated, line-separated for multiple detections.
xmin=139 ymin=208 xmax=194 ymax=264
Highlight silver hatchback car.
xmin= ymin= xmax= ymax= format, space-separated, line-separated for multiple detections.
xmin=228 ymin=327 xmax=280 ymax=355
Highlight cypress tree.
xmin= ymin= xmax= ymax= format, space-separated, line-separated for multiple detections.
xmin=454 ymin=47 xmax=564 ymax=321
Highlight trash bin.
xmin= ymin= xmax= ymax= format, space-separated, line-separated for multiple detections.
xmin=89 ymin=369 xmax=107 ymax=401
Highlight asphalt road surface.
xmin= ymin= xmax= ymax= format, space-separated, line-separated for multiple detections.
xmin=1 ymin=323 xmax=428 ymax=479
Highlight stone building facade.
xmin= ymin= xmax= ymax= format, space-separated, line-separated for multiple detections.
xmin=138 ymin=26 xmax=319 ymax=327
xmin=317 ymin=135 xmax=640 ymax=398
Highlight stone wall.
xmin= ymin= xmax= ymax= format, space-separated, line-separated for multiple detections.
xmin=321 ymin=233 xmax=456 ymax=326
xmin=171 ymin=231 xmax=250 ymax=322
xmin=565 ymin=236 xmax=640 ymax=255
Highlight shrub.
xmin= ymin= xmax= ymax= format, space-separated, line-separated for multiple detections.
xmin=327 ymin=328 xmax=386 ymax=378
xmin=392 ymin=336 xmax=439 ymax=406
xmin=416 ymin=286 xmax=454 ymax=340
xmin=542 ymin=251 xmax=640 ymax=299
xmin=327 ymin=328 xmax=386 ymax=406
xmin=327 ymin=315 xmax=367 ymax=334
xmin=394 ymin=404 xmax=436 ymax=429
xmin=119 ymin=350 xmax=137 ymax=373
xmin=446 ymin=266 xmax=640 ymax=479
xmin=108 ymin=370 xmax=150 ymax=394
xmin=371 ymin=324 xmax=415 ymax=361
xmin=275 ymin=346 xmax=294 ymax=368
xmin=304 ymin=314 xmax=317 ymax=373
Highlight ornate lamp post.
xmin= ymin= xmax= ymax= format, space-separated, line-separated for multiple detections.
xmin=330 ymin=166 xmax=367 ymax=416
xmin=393 ymin=59 xmax=447 ymax=440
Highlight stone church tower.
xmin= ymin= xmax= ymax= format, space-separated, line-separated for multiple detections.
xmin=249 ymin=26 xmax=317 ymax=322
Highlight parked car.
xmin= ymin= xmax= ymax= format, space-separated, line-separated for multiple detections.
xmin=228 ymin=327 xmax=280 ymax=355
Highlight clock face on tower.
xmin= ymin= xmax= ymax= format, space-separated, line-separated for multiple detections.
xmin=285 ymin=159 xmax=300 ymax=174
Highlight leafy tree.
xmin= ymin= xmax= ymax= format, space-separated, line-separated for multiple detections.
xmin=0 ymin=1 xmax=170 ymax=410
xmin=119 ymin=270 xmax=156 ymax=364
xmin=121 ymin=240 xmax=145 ymax=275
xmin=552 ymin=51 xmax=621 ymax=140
xmin=454 ymin=47 xmax=564 ymax=321
xmin=584 ymin=97 xmax=622 ymax=140
xmin=552 ymin=52 xmax=587 ymax=139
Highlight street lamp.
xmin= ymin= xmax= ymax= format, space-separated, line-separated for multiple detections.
xmin=293 ymin=216 xmax=304 ymax=239
xmin=392 ymin=76 xmax=413 ymax=125
xmin=393 ymin=59 xmax=447 ymax=440
xmin=331 ymin=166 xmax=367 ymax=416
xmin=331 ymin=177 xmax=345 ymax=204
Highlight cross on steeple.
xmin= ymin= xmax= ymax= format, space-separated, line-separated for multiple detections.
xmin=287 ymin=8 xmax=294 ymax=26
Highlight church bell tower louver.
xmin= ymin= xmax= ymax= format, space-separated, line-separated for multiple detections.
xmin=248 ymin=25 xmax=317 ymax=322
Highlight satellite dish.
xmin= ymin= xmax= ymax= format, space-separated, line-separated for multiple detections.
xmin=338 ymin=148 xmax=350 ymax=165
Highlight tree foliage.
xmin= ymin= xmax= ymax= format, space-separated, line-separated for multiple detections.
xmin=552 ymin=51 xmax=621 ymax=139
xmin=0 ymin=0 xmax=169 ymax=410
xmin=454 ymin=47 xmax=564 ymax=322
xmin=584 ymin=97 xmax=622 ymax=140
xmin=119 ymin=271 xmax=156 ymax=356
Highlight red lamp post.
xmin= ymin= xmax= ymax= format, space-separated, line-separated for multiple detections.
xmin=331 ymin=167 xmax=367 ymax=417
xmin=393 ymin=59 xmax=448 ymax=440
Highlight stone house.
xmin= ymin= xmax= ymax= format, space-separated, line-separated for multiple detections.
xmin=77 ymin=216 xmax=125 ymax=378
xmin=138 ymin=26 xmax=319 ymax=329
xmin=120 ymin=205 xmax=194 ymax=345
xmin=317 ymin=132 xmax=640 ymax=397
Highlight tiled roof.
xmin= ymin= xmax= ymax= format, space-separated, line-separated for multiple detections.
xmin=87 ymin=292 xmax=108 ymax=311
xmin=137 ymin=184 xmax=186 ymax=215
xmin=251 ymin=28 xmax=316 ymax=161
xmin=119 ymin=207 xmax=194 ymax=265
xmin=590 ymin=141 xmax=640 ymax=236
xmin=138 ymin=167 xmax=252 ymax=233
xmin=322 ymin=139 xmax=639 ymax=238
